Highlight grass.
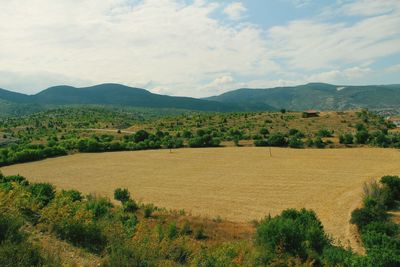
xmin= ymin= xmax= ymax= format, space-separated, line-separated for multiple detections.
xmin=2 ymin=147 xmax=400 ymax=251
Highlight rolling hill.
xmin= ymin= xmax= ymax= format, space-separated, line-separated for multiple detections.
xmin=0 ymin=84 xmax=243 ymax=114
xmin=205 ymin=83 xmax=400 ymax=111
xmin=0 ymin=83 xmax=399 ymax=116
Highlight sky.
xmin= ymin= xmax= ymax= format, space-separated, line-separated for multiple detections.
xmin=0 ymin=0 xmax=400 ymax=97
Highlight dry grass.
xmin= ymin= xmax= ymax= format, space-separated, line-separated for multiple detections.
xmin=2 ymin=147 xmax=400 ymax=250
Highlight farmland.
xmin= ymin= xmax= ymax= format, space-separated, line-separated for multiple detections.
xmin=3 ymin=147 xmax=400 ymax=249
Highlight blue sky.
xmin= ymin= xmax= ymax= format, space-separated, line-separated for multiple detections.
xmin=0 ymin=0 xmax=399 ymax=97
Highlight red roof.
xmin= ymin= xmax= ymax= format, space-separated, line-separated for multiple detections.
xmin=388 ymin=117 xmax=400 ymax=122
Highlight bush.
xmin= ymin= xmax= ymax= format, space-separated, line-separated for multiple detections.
xmin=144 ymin=205 xmax=153 ymax=218
xmin=313 ymin=137 xmax=326 ymax=148
xmin=288 ymin=136 xmax=304 ymax=148
xmin=0 ymin=241 xmax=43 ymax=267
xmin=350 ymin=203 xmax=388 ymax=229
xmin=86 ymin=195 xmax=113 ymax=219
xmin=256 ymin=209 xmax=329 ymax=260
xmin=194 ymin=227 xmax=206 ymax=240
xmin=356 ymin=130 xmax=369 ymax=144
xmin=123 ymin=199 xmax=138 ymax=213
xmin=267 ymin=133 xmax=287 ymax=147
xmin=114 ymin=188 xmax=130 ymax=203
xmin=167 ymin=223 xmax=178 ymax=240
xmin=380 ymin=175 xmax=400 ymax=209
xmin=28 ymin=183 xmax=56 ymax=207
xmin=317 ymin=129 xmax=333 ymax=138
xmin=339 ymin=133 xmax=354 ymax=144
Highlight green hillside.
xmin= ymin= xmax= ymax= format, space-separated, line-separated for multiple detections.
xmin=206 ymin=83 xmax=400 ymax=111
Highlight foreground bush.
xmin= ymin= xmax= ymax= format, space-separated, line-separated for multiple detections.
xmin=256 ymin=209 xmax=330 ymax=261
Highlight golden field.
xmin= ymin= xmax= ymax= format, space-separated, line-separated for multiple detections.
xmin=2 ymin=147 xmax=400 ymax=249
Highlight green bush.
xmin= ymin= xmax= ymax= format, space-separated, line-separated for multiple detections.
xmin=339 ymin=133 xmax=354 ymax=144
xmin=86 ymin=195 xmax=113 ymax=219
xmin=267 ymin=133 xmax=287 ymax=147
xmin=256 ymin=209 xmax=329 ymax=260
xmin=167 ymin=222 xmax=178 ymax=240
xmin=123 ymin=199 xmax=138 ymax=213
xmin=28 ymin=183 xmax=56 ymax=206
xmin=288 ymin=136 xmax=304 ymax=148
xmin=114 ymin=188 xmax=130 ymax=203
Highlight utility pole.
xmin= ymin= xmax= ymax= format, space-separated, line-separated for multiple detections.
xmin=269 ymin=146 xmax=272 ymax=157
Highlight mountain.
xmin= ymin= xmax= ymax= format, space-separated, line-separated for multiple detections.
xmin=206 ymin=83 xmax=400 ymax=111
xmin=0 ymin=83 xmax=399 ymax=116
xmin=0 ymin=84 xmax=242 ymax=113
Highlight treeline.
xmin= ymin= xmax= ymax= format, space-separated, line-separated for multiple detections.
xmin=0 ymin=129 xmax=221 ymax=167
xmin=339 ymin=123 xmax=400 ymax=148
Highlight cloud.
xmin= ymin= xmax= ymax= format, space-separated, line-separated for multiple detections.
xmin=0 ymin=0 xmax=398 ymax=97
xmin=340 ymin=0 xmax=400 ymax=16
xmin=385 ymin=64 xmax=400 ymax=73
xmin=223 ymin=2 xmax=247 ymax=20
xmin=290 ymin=0 xmax=312 ymax=8
xmin=306 ymin=67 xmax=372 ymax=83
xmin=267 ymin=7 xmax=400 ymax=70
xmin=0 ymin=0 xmax=277 ymax=96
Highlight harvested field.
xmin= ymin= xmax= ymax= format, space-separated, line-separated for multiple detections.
xmin=2 ymin=147 xmax=400 ymax=249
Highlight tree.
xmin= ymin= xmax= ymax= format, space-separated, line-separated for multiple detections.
xmin=133 ymin=130 xmax=149 ymax=143
xmin=114 ymin=188 xmax=130 ymax=203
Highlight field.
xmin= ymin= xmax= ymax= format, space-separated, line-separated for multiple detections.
xmin=2 ymin=147 xmax=400 ymax=249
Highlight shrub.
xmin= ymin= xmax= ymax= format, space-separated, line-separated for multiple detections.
xmin=123 ymin=199 xmax=138 ymax=213
xmin=53 ymin=219 xmax=106 ymax=253
xmin=114 ymin=188 xmax=130 ymax=203
xmin=143 ymin=205 xmax=153 ymax=218
xmin=86 ymin=195 xmax=113 ymax=219
xmin=356 ymin=130 xmax=369 ymax=144
xmin=0 ymin=240 xmax=43 ymax=267
xmin=288 ymin=136 xmax=303 ymax=148
xmin=317 ymin=129 xmax=333 ymax=138
xmin=254 ymin=139 xmax=269 ymax=147
xmin=0 ymin=213 xmax=24 ymax=243
xmin=350 ymin=205 xmax=388 ymax=229
xmin=256 ymin=209 xmax=329 ymax=260
xmin=339 ymin=133 xmax=354 ymax=144
xmin=60 ymin=189 xmax=82 ymax=202
xmin=167 ymin=223 xmax=178 ymax=240
xmin=194 ymin=227 xmax=206 ymax=240
xmin=380 ymin=175 xmax=400 ymax=209
xmin=267 ymin=133 xmax=287 ymax=147
xmin=180 ymin=221 xmax=192 ymax=236
xmin=313 ymin=137 xmax=326 ymax=148
xmin=28 ymin=183 xmax=56 ymax=207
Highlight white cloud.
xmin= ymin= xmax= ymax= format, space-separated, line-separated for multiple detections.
xmin=385 ymin=64 xmax=400 ymax=73
xmin=290 ymin=0 xmax=312 ymax=8
xmin=340 ymin=0 xmax=400 ymax=16
xmin=0 ymin=0 xmax=399 ymax=97
xmin=0 ymin=0 xmax=276 ymax=96
xmin=267 ymin=7 xmax=400 ymax=70
xmin=223 ymin=2 xmax=247 ymax=20
xmin=306 ymin=67 xmax=372 ymax=83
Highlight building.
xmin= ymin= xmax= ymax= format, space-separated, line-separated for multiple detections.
xmin=302 ymin=110 xmax=320 ymax=118
xmin=388 ymin=117 xmax=400 ymax=128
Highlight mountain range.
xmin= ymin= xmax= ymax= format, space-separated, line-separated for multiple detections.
xmin=0 ymin=83 xmax=399 ymax=116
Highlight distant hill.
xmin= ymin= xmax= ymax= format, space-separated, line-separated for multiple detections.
xmin=0 ymin=84 xmax=243 ymax=114
xmin=205 ymin=83 xmax=400 ymax=111
xmin=0 ymin=83 xmax=399 ymax=116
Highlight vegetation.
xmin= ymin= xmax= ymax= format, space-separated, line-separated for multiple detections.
xmin=350 ymin=175 xmax=400 ymax=266
xmin=0 ymin=170 xmax=399 ymax=265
